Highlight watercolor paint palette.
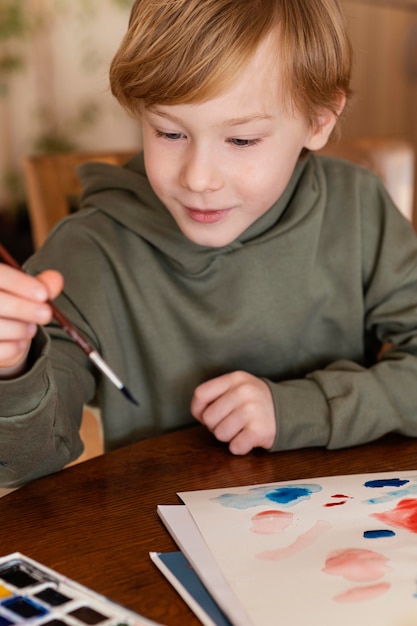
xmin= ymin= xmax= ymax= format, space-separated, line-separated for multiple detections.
xmin=0 ymin=553 xmax=159 ymax=626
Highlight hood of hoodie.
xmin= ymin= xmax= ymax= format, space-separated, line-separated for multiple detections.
xmin=77 ymin=150 xmax=320 ymax=275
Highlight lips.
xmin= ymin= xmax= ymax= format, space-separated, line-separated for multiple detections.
xmin=185 ymin=207 xmax=232 ymax=224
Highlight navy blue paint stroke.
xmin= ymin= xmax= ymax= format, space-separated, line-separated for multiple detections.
xmin=364 ymin=478 xmax=409 ymax=488
xmin=363 ymin=529 xmax=396 ymax=539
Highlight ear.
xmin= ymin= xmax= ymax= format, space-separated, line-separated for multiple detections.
xmin=304 ymin=94 xmax=346 ymax=151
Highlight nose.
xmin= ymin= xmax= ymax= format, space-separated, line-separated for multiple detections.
xmin=179 ymin=144 xmax=223 ymax=193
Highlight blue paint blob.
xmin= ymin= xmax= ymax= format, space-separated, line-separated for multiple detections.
xmin=363 ymin=529 xmax=396 ymax=539
xmin=266 ymin=486 xmax=317 ymax=505
xmin=211 ymin=483 xmax=322 ymax=509
xmin=364 ymin=478 xmax=409 ymax=488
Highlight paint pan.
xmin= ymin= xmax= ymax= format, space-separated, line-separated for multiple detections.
xmin=0 ymin=553 xmax=159 ymax=626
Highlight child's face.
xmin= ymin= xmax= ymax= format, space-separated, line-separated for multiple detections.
xmin=141 ymin=34 xmax=332 ymax=247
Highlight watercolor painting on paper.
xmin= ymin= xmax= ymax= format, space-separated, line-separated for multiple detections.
xmin=178 ymin=471 xmax=417 ymax=626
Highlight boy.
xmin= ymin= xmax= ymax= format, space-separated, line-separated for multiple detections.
xmin=1 ymin=0 xmax=417 ymax=487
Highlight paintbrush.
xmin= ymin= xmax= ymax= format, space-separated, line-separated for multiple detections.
xmin=0 ymin=242 xmax=138 ymax=406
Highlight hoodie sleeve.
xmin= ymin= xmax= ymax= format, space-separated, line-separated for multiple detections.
xmin=267 ymin=179 xmax=417 ymax=451
xmin=0 ymin=322 xmax=96 ymax=487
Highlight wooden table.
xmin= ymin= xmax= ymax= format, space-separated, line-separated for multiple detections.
xmin=1 ymin=426 xmax=417 ymax=625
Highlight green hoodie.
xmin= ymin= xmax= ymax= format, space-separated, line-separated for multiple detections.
xmin=1 ymin=151 xmax=417 ymax=486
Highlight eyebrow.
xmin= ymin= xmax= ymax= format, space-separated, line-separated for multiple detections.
xmin=221 ymin=114 xmax=273 ymax=127
xmin=148 ymin=107 xmax=273 ymax=128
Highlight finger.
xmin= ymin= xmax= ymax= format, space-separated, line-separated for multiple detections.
xmin=0 ymin=265 xmax=49 ymax=301
xmin=227 ymin=412 xmax=276 ymax=454
xmin=0 ymin=339 xmax=31 ymax=368
xmin=215 ymin=415 xmax=270 ymax=455
xmin=210 ymin=391 xmax=263 ymax=443
xmin=211 ymin=410 xmax=245 ymax=442
xmin=200 ymin=379 xmax=257 ymax=431
xmin=0 ymin=319 xmax=37 ymax=341
xmin=0 ymin=267 xmax=64 ymax=302
xmin=0 ymin=292 xmax=52 ymax=325
xmin=37 ymin=270 xmax=64 ymax=301
xmin=228 ymin=426 xmax=261 ymax=455
xmin=191 ymin=372 xmax=244 ymax=421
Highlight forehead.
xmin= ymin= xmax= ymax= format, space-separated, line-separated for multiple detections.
xmin=228 ymin=34 xmax=282 ymax=101
xmin=149 ymin=32 xmax=288 ymax=124
xmin=216 ymin=30 xmax=286 ymax=112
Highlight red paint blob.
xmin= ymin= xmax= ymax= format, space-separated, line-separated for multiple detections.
xmin=371 ymin=498 xmax=417 ymax=533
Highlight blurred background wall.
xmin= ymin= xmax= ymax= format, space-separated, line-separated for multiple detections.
xmin=0 ymin=0 xmax=416 ymax=257
xmin=0 ymin=0 xmax=137 ymax=229
xmin=340 ymin=0 xmax=417 ymax=226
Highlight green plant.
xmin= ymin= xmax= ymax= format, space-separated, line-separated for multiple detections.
xmin=34 ymin=102 xmax=100 ymax=154
xmin=0 ymin=0 xmax=32 ymax=96
xmin=0 ymin=0 xmax=134 ymax=218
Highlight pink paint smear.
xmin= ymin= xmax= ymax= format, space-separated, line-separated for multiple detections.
xmin=322 ymin=548 xmax=390 ymax=582
xmin=257 ymin=519 xmax=330 ymax=560
xmin=250 ymin=510 xmax=293 ymax=535
xmin=333 ymin=582 xmax=391 ymax=603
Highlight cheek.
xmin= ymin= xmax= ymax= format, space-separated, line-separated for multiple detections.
xmin=260 ymin=146 xmax=303 ymax=198
xmin=143 ymin=147 xmax=172 ymax=196
xmin=233 ymin=160 xmax=269 ymax=201
xmin=247 ymin=167 xmax=290 ymax=211
xmin=142 ymin=128 xmax=173 ymax=185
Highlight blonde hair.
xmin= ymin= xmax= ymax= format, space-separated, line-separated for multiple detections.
xmin=110 ymin=0 xmax=352 ymax=126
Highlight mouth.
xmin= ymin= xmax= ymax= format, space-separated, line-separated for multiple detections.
xmin=185 ymin=207 xmax=233 ymax=224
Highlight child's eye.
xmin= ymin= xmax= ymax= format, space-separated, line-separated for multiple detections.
xmin=154 ymin=129 xmax=185 ymax=141
xmin=227 ymin=137 xmax=261 ymax=148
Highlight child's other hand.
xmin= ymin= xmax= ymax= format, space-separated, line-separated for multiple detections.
xmin=191 ymin=371 xmax=276 ymax=455
xmin=0 ymin=266 xmax=63 ymax=370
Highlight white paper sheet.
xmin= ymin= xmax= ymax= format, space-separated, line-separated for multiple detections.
xmin=173 ymin=471 xmax=417 ymax=626
xmin=157 ymin=505 xmax=251 ymax=626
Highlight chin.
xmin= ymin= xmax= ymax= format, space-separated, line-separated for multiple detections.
xmin=186 ymin=232 xmax=235 ymax=248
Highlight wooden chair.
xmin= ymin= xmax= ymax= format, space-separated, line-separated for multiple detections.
xmin=24 ymin=150 xmax=136 ymax=249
